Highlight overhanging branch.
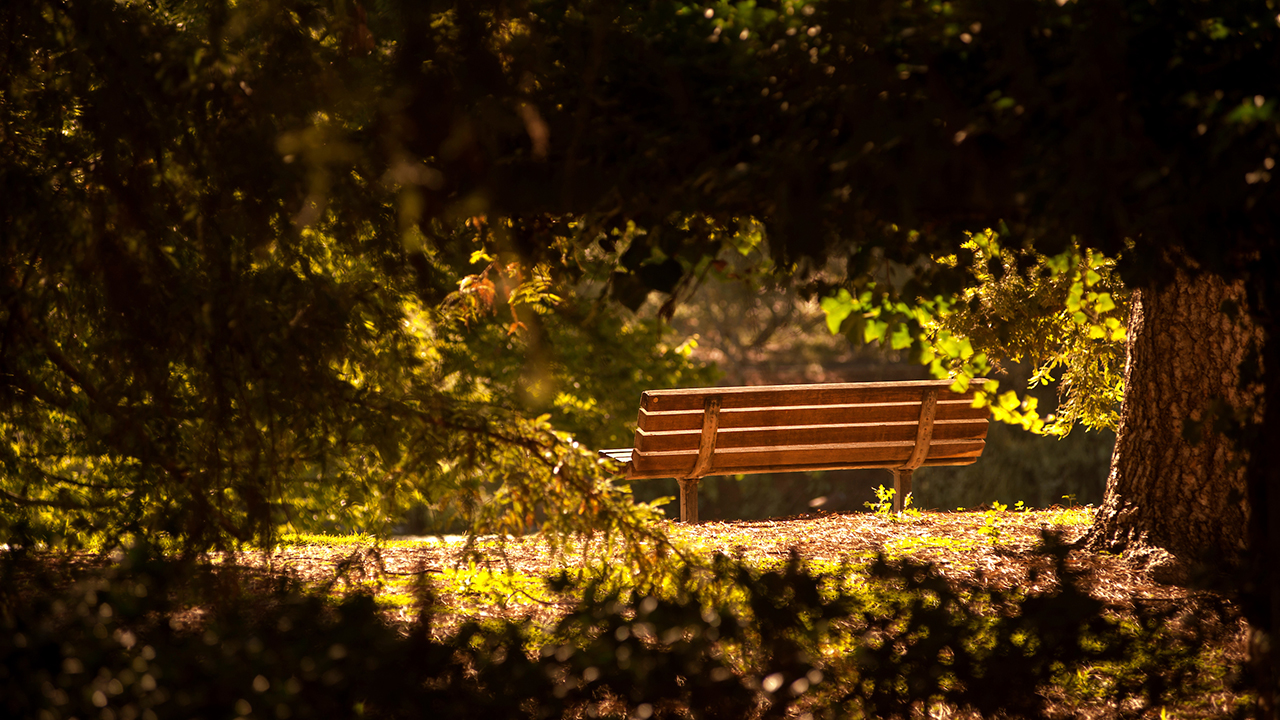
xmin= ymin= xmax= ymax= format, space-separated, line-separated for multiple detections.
xmin=0 ymin=487 xmax=115 ymax=510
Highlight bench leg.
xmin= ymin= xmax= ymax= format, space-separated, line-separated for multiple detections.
xmin=892 ymin=469 xmax=913 ymax=514
xmin=678 ymin=478 xmax=700 ymax=523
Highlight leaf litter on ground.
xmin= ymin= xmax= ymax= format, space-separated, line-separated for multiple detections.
xmin=250 ymin=508 xmax=1201 ymax=628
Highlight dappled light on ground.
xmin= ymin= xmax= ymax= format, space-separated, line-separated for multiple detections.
xmin=254 ymin=509 xmax=1194 ymax=630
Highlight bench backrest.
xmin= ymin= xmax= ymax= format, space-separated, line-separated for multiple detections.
xmin=625 ymin=379 xmax=988 ymax=480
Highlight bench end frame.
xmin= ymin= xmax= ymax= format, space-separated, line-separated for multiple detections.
xmin=890 ymin=388 xmax=937 ymax=513
xmin=677 ymin=396 xmax=722 ymax=523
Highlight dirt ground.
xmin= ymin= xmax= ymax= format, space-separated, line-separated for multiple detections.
xmin=247 ymin=509 xmax=1248 ymax=717
xmin=19 ymin=509 xmax=1245 ymax=718
xmin=258 ymin=509 xmax=1206 ymax=623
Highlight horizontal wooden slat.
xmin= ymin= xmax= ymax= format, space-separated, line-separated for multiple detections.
xmin=627 ymin=439 xmax=985 ymax=479
xmin=636 ymin=400 xmax=987 ymax=433
xmin=599 ymin=448 xmax=633 ymax=463
xmin=639 ymin=379 xmax=986 ymax=413
xmin=635 ymin=418 xmax=989 ymax=454
xmin=627 ymin=455 xmax=981 ymax=479
xmin=627 ymin=449 xmax=984 ymax=479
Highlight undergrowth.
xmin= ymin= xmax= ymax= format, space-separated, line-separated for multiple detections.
xmin=0 ymin=530 xmax=1246 ymax=720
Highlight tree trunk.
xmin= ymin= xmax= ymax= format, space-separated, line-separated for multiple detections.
xmin=1086 ymin=271 xmax=1263 ymax=567
xmin=1246 ymin=272 xmax=1280 ymax=719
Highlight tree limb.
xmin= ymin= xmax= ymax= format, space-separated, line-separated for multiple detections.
xmin=0 ymin=487 xmax=115 ymax=510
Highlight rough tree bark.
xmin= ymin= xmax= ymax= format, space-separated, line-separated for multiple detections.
xmin=1246 ymin=273 xmax=1280 ymax=719
xmin=1085 ymin=270 xmax=1263 ymax=571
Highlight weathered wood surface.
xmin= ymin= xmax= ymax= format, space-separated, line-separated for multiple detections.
xmin=637 ymin=380 xmax=981 ymax=412
xmin=689 ymin=397 xmax=721 ymax=480
xmin=636 ymin=401 xmax=987 ymax=433
xmin=633 ymin=419 xmax=986 ymax=454
xmin=901 ymin=389 xmax=939 ymax=472
xmin=625 ymin=439 xmax=986 ymax=479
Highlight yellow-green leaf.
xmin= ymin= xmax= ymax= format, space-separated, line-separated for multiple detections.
xmin=819 ymin=289 xmax=856 ymax=335
xmin=889 ymin=324 xmax=913 ymax=350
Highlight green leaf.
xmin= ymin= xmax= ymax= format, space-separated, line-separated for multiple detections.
xmin=819 ymin=289 xmax=856 ymax=334
xmin=864 ymin=319 xmax=889 ymax=344
xmin=1066 ymin=283 xmax=1083 ymax=311
xmin=889 ymin=324 xmax=913 ymax=350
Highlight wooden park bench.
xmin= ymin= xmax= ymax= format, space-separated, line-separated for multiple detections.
xmin=600 ymin=379 xmax=989 ymax=523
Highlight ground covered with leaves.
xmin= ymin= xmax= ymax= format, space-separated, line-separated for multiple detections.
xmin=245 ymin=508 xmax=1248 ymax=718
xmin=4 ymin=509 xmax=1251 ymax=720
xmin=263 ymin=508 xmax=1186 ymax=625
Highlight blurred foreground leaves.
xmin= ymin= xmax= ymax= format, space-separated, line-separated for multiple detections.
xmin=1 ymin=534 xmax=1232 ymax=719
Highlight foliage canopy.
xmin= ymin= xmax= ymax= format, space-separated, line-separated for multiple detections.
xmin=3 ymin=0 xmax=1278 ymax=560
xmin=0 ymin=0 xmax=730 ymax=553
